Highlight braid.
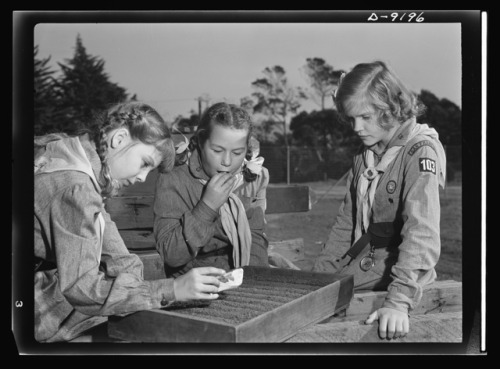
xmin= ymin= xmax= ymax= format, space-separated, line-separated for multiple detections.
xmin=95 ymin=126 xmax=116 ymax=197
xmin=92 ymin=108 xmax=128 ymax=196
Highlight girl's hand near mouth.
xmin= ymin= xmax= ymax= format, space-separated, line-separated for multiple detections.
xmin=201 ymin=172 xmax=237 ymax=211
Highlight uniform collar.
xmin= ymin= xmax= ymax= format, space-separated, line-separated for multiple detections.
xmin=386 ymin=117 xmax=417 ymax=148
xmin=370 ymin=117 xmax=417 ymax=158
xmin=78 ymin=133 xmax=104 ymax=185
xmin=187 ymin=148 xmax=210 ymax=181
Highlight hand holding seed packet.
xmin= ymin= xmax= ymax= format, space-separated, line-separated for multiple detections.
xmin=217 ymin=268 xmax=243 ymax=292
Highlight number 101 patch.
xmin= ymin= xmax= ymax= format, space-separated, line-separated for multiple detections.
xmin=419 ymin=158 xmax=436 ymax=174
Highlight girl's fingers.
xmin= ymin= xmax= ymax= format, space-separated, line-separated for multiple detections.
xmin=221 ymin=175 xmax=236 ymax=188
xmin=394 ymin=319 xmax=403 ymax=339
xmin=194 ymin=284 xmax=220 ymax=299
xmin=196 ymin=282 xmax=220 ymax=293
xmin=378 ymin=314 xmax=389 ymax=339
xmin=386 ymin=318 xmax=396 ymax=340
xmin=365 ymin=311 xmax=378 ymax=325
xmin=212 ymin=172 xmax=233 ymax=185
xmin=202 ymin=292 xmax=219 ymax=300
xmin=198 ymin=276 xmax=222 ymax=287
xmin=402 ymin=317 xmax=410 ymax=337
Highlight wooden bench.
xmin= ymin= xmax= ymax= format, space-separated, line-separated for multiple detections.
xmin=287 ymin=279 xmax=463 ymax=343
xmin=104 ymin=169 xmax=312 ymax=279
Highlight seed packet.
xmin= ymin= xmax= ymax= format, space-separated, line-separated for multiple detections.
xmin=217 ymin=268 xmax=244 ymax=292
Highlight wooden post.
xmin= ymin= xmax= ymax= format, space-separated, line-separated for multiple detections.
xmin=286 ymin=145 xmax=290 ymax=185
xmin=283 ymin=119 xmax=290 ymax=185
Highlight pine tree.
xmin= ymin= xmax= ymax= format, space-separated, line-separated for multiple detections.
xmin=54 ymin=34 xmax=129 ymax=131
xmin=34 ymin=45 xmax=69 ymax=135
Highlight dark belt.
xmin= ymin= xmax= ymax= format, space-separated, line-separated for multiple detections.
xmin=343 ymin=222 xmax=400 ymax=260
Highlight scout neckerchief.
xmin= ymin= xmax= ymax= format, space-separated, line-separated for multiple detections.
xmin=354 ymin=120 xmax=446 ymax=244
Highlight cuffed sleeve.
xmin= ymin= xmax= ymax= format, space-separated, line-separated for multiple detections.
xmin=193 ymin=199 xmax=219 ymax=223
xmin=147 ymin=278 xmax=176 ymax=307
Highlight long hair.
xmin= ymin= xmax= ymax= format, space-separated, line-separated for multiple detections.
xmin=334 ymin=61 xmax=426 ymax=129
xmin=35 ymin=101 xmax=175 ymax=196
xmin=176 ymin=102 xmax=258 ymax=182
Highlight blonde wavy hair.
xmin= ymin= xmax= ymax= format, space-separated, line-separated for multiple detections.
xmin=334 ymin=61 xmax=426 ymax=130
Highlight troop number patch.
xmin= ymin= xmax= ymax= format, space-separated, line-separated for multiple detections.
xmin=419 ymin=158 xmax=436 ymax=174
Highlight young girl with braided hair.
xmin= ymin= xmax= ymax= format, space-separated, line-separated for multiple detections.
xmin=153 ymin=102 xmax=270 ymax=278
xmin=313 ymin=61 xmax=447 ymax=340
xmin=34 ymin=101 xmax=225 ymax=342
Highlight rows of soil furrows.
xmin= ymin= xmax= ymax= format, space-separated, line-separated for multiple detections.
xmin=163 ymin=273 xmax=332 ymax=325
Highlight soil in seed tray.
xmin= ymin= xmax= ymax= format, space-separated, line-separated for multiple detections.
xmin=163 ymin=273 xmax=333 ymax=325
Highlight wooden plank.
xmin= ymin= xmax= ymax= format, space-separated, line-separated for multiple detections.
xmin=105 ymin=196 xmax=155 ymax=230
xmin=120 ymin=230 xmax=306 ymax=259
xmin=127 ymin=237 xmax=307 ymax=280
xmin=106 ymin=185 xmax=311 ymax=230
xmin=120 ymin=229 xmax=155 ymax=250
xmin=122 ymin=233 xmax=306 ymax=276
xmin=107 ymin=266 xmax=354 ymax=342
xmin=118 ymin=167 xmax=312 ymax=211
xmin=107 ymin=187 xmax=311 ymax=230
xmin=346 ymin=280 xmax=462 ymax=319
xmin=133 ymin=250 xmax=166 ymax=281
xmin=285 ymin=311 xmax=462 ymax=343
xmin=108 ymin=309 xmax=237 ymax=343
xmin=108 ymin=166 xmax=312 ymax=229
xmin=319 ymin=280 xmax=462 ymax=324
xmin=266 ymin=185 xmax=312 ymax=213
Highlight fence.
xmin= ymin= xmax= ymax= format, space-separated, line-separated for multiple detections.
xmin=261 ymin=144 xmax=462 ymax=184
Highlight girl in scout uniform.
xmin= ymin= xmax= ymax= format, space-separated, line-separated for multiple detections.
xmin=34 ymin=102 xmax=226 ymax=342
xmin=153 ymin=102 xmax=270 ymax=278
xmin=313 ymin=61 xmax=447 ymax=340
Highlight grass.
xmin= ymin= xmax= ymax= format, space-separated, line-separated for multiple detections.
xmin=266 ymin=180 xmax=462 ymax=281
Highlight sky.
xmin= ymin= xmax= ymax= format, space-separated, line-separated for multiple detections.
xmin=34 ymin=21 xmax=462 ymax=123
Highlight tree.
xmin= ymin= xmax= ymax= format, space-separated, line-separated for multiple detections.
xmin=418 ymin=89 xmax=462 ymax=146
xmin=290 ymin=109 xmax=358 ymax=179
xmin=34 ymin=45 xmax=70 ymax=135
xmin=418 ymin=90 xmax=462 ymax=181
xmin=301 ymin=58 xmax=345 ymax=110
xmin=250 ymin=65 xmax=306 ymax=184
xmin=54 ymin=34 xmax=129 ymax=131
xmin=250 ymin=66 xmax=305 ymax=144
